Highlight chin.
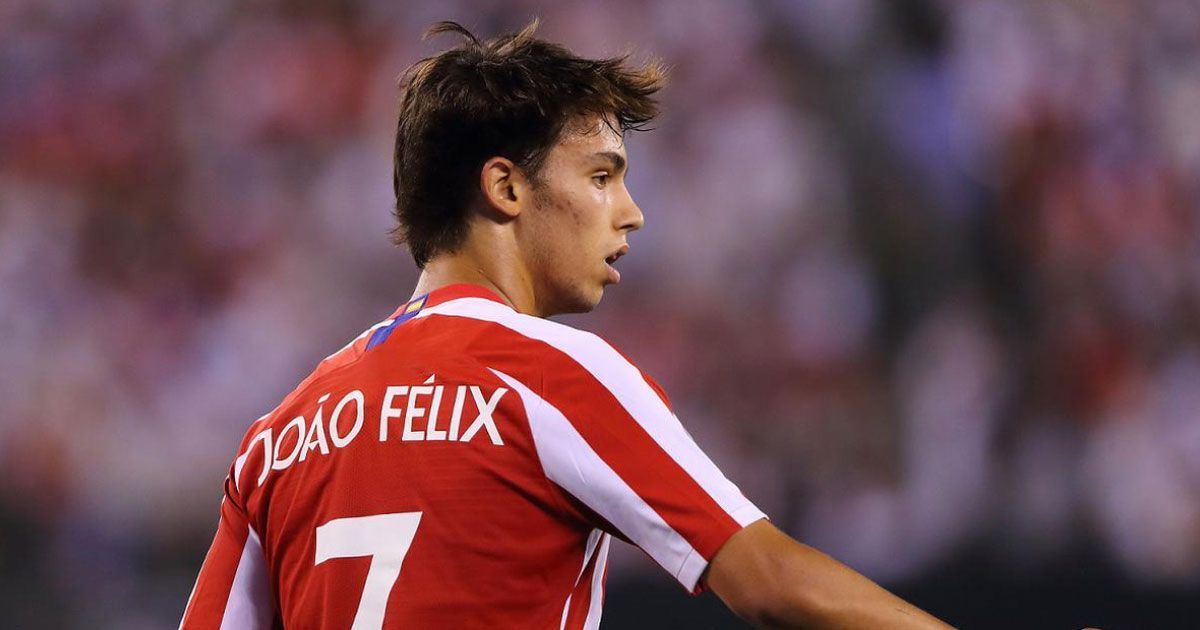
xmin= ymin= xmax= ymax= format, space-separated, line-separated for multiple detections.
xmin=551 ymin=284 xmax=604 ymax=316
xmin=565 ymin=291 xmax=603 ymax=314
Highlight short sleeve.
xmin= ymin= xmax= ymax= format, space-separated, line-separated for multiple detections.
xmin=180 ymin=472 xmax=275 ymax=628
xmin=488 ymin=338 xmax=767 ymax=594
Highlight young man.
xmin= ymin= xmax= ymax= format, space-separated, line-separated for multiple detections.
xmin=181 ymin=20 xmax=953 ymax=629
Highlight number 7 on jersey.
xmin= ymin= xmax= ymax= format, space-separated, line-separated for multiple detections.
xmin=315 ymin=512 xmax=423 ymax=630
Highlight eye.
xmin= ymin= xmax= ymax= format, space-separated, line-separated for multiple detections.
xmin=592 ymin=173 xmax=610 ymax=187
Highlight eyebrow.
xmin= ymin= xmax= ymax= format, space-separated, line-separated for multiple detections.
xmin=591 ymin=151 xmax=627 ymax=173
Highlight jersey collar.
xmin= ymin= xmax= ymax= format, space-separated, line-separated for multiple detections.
xmin=389 ymin=283 xmax=510 ymax=318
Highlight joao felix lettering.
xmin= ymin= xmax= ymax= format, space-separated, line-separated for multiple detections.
xmin=235 ymin=374 xmax=509 ymax=490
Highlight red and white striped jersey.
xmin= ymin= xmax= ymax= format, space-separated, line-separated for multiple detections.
xmin=181 ymin=283 xmax=766 ymax=629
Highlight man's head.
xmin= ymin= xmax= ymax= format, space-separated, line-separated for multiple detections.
xmin=392 ymin=20 xmax=664 ymax=314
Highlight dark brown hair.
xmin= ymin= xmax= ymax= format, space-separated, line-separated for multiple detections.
xmin=392 ymin=19 xmax=665 ymax=267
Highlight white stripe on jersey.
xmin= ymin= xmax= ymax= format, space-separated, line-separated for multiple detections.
xmin=489 ymin=367 xmax=704 ymax=589
xmin=417 ymin=297 xmax=760 ymax=527
xmin=558 ymin=529 xmax=603 ymax=630
xmin=220 ymin=527 xmax=273 ymax=629
xmin=584 ymin=534 xmax=611 ymax=630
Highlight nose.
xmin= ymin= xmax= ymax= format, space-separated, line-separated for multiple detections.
xmin=620 ymin=192 xmax=645 ymax=233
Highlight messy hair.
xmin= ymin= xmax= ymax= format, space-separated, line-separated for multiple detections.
xmin=392 ymin=19 xmax=665 ymax=267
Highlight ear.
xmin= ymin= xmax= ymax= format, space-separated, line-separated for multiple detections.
xmin=479 ymin=156 xmax=527 ymax=219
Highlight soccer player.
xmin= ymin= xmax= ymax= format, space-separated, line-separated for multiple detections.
xmin=181 ymin=20 xmax=953 ymax=629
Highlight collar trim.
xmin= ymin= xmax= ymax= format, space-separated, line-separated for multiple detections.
xmin=390 ymin=283 xmax=508 ymax=318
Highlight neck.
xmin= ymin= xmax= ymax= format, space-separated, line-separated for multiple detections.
xmin=411 ymin=247 xmax=542 ymax=317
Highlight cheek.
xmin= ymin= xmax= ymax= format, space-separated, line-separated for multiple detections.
xmin=541 ymin=196 xmax=590 ymax=254
xmin=526 ymin=211 xmax=576 ymax=279
xmin=530 ymin=187 xmax=603 ymax=275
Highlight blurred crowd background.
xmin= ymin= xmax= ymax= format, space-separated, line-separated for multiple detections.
xmin=3 ymin=0 xmax=1199 ymax=627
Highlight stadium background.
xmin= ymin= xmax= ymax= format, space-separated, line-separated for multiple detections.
xmin=3 ymin=0 xmax=1199 ymax=627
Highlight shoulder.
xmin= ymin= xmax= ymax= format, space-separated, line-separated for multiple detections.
xmin=416 ymin=296 xmax=631 ymax=369
xmin=415 ymin=297 xmax=670 ymax=407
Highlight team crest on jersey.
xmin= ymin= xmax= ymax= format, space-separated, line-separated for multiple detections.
xmin=235 ymin=374 xmax=509 ymax=490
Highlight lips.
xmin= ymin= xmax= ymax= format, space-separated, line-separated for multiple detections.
xmin=605 ymin=244 xmax=629 ymax=266
xmin=604 ymin=244 xmax=629 ymax=284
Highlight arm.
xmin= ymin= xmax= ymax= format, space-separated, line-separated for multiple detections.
xmin=180 ymin=477 xmax=275 ymax=629
xmin=704 ymin=519 xmax=954 ymax=629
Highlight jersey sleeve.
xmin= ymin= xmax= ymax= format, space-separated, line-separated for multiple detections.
xmin=488 ymin=337 xmax=767 ymax=594
xmin=180 ymin=467 xmax=276 ymax=629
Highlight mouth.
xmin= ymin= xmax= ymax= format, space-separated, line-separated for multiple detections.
xmin=604 ymin=244 xmax=629 ymax=283
xmin=605 ymin=244 xmax=629 ymax=266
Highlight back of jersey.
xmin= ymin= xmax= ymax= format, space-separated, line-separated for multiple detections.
xmin=183 ymin=285 xmax=601 ymax=628
xmin=181 ymin=284 xmax=766 ymax=629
